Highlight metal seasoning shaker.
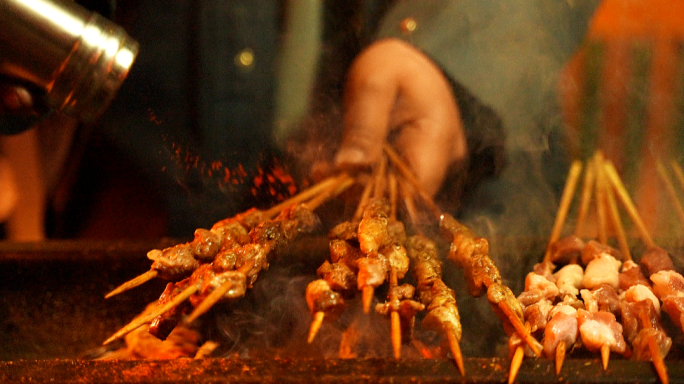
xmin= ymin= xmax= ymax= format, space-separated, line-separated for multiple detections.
xmin=0 ymin=0 xmax=139 ymax=123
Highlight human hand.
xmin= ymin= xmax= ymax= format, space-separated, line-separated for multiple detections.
xmin=334 ymin=38 xmax=466 ymax=197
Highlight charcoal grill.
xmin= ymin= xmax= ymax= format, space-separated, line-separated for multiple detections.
xmin=1 ymin=238 xmax=682 ymax=383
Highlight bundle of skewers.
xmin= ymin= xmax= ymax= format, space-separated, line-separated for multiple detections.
xmin=103 ymin=144 xmax=536 ymax=376
xmin=507 ymin=151 xmax=683 ymax=384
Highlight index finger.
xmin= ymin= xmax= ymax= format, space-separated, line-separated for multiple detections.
xmin=334 ymin=49 xmax=399 ymax=171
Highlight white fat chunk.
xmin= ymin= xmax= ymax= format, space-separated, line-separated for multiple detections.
xmin=623 ymin=284 xmax=660 ymax=315
xmin=582 ymin=253 xmax=621 ymax=290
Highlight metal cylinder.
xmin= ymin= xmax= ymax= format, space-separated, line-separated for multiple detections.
xmin=0 ymin=0 xmax=139 ymax=123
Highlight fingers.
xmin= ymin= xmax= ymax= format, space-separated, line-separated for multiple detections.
xmin=335 ymin=39 xmax=466 ymax=196
xmin=335 ymin=42 xmax=398 ymax=171
xmin=395 ymin=116 xmax=465 ymax=196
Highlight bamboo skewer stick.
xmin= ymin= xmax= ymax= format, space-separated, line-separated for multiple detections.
xmin=508 ymin=345 xmax=525 ymax=384
xmin=603 ymin=161 xmax=655 ymax=248
xmin=107 ymin=174 xmax=352 ymax=301
xmin=389 ymin=268 xmax=402 ymax=359
xmin=447 ymin=329 xmax=466 ymax=376
xmin=594 ymin=153 xmax=608 ymax=245
xmin=647 ymin=334 xmax=669 ymax=384
xmin=601 ymin=162 xmax=632 ymax=261
xmin=373 ymin=155 xmax=387 ymax=199
xmin=383 ymin=144 xmax=441 ymax=220
xmin=604 ymin=175 xmax=632 ymax=261
xmin=103 ymin=284 xmax=198 ymax=345
xmin=305 ymin=173 xmax=354 ymax=211
xmin=263 ymin=174 xmax=345 ymax=219
xmin=183 ymin=261 xmax=255 ymax=325
xmin=105 ymin=270 xmax=159 ymax=299
xmin=362 ymin=286 xmax=375 ymax=315
xmin=388 ymin=171 xmax=398 ymax=221
xmin=574 ymin=161 xmax=596 ymax=236
xmin=657 ymin=159 xmax=684 ymax=228
xmin=671 ymin=160 xmax=684 ymax=194
xmin=499 ymin=302 xmax=542 ymax=357
xmin=638 ymin=312 xmax=669 ymax=384
xmin=307 ymin=311 xmax=325 ymax=344
xmin=543 ymin=160 xmax=583 ymax=262
xmin=600 ymin=344 xmax=610 ymax=370
xmin=400 ymin=180 xmax=422 ymax=235
xmin=555 ymin=340 xmax=566 ymax=375
xmin=353 ymin=174 xmax=375 ymax=222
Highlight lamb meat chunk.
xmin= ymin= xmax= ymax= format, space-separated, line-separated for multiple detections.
xmin=632 ymin=328 xmax=672 ymax=361
xmin=329 ymin=239 xmax=363 ymax=268
xmin=148 ymin=244 xmax=200 ymax=281
xmin=357 ymin=254 xmax=388 ymax=290
xmin=640 ymin=246 xmax=674 ymax=277
xmin=189 ymin=228 xmax=222 ymax=261
xmin=305 ymin=279 xmax=345 ymax=317
xmin=619 ymin=260 xmax=651 ymax=292
xmin=577 ymin=309 xmax=627 ymax=354
xmin=543 ymin=309 xmax=578 ymax=359
xmin=549 ymin=235 xmax=585 ymax=264
xmin=317 ymin=260 xmax=357 ymax=293
xmin=581 ymin=240 xmax=622 ymax=265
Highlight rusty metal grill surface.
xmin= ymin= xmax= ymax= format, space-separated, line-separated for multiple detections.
xmin=1 ymin=239 xmax=683 ymax=383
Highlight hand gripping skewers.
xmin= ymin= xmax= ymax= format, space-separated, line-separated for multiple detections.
xmin=104 ymin=144 xmax=536 ymax=373
xmin=304 ymin=145 xmax=536 ymax=376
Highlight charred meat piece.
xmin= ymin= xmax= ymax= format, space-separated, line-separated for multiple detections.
xmin=357 ymin=253 xmax=388 ymax=291
xmin=211 ymin=207 xmax=265 ymax=232
xmin=581 ymin=240 xmax=622 ymax=265
xmin=517 ymin=272 xmax=559 ymax=307
xmin=188 ymin=229 xmax=222 ymax=262
xmin=549 ymin=235 xmax=585 ymax=264
xmin=329 ymin=239 xmax=363 ymax=267
xmin=440 ymin=213 xmax=500 ymax=297
xmin=190 ymin=268 xmax=247 ymax=308
xmin=148 ymin=280 xmax=194 ymax=340
xmin=357 ymin=199 xmax=392 ymax=254
xmin=523 ymin=299 xmax=552 ymax=333
xmin=640 ymin=246 xmax=675 ymax=277
xmin=619 ymin=260 xmax=651 ymax=292
xmin=382 ymin=243 xmax=410 ymax=280
xmin=305 ymin=279 xmax=345 ymax=318
xmin=328 ymin=221 xmax=359 ymax=241
xmin=148 ymin=244 xmax=200 ymax=281
xmin=317 ymin=260 xmax=357 ymax=293
xmin=406 ymin=236 xmax=463 ymax=342
xmin=405 ymin=235 xmax=442 ymax=302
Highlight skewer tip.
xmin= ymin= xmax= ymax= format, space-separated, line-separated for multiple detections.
xmin=648 ymin=335 xmax=669 ymax=384
xmin=362 ymin=286 xmax=374 ymax=314
xmin=391 ymin=311 xmax=402 ymax=359
xmin=499 ymin=302 xmax=542 ymax=357
xmin=600 ymin=344 xmax=610 ymax=370
xmin=555 ymin=340 xmax=566 ymax=376
xmin=105 ymin=269 xmax=158 ymax=299
xmin=308 ymin=312 xmax=325 ymax=344
xmin=447 ymin=331 xmax=465 ymax=376
xmin=508 ymin=346 xmax=525 ymax=384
